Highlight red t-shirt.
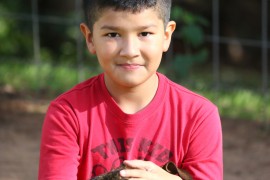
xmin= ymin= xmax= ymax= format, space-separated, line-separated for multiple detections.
xmin=39 ymin=73 xmax=223 ymax=180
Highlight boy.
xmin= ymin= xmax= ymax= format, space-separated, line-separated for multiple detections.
xmin=38 ymin=0 xmax=223 ymax=179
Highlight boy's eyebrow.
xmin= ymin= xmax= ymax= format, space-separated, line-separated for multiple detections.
xmin=100 ymin=25 xmax=120 ymax=30
xmin=100 ymin=24 xmax=158 ymax=31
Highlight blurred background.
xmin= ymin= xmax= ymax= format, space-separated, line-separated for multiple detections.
xmin=0 ymin=0 xmax=269 ymax=179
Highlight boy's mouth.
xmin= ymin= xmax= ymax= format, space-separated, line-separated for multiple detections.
xmin=117 ymin=63 xmax=143 ymax=70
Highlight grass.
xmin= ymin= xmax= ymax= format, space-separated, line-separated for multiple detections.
xmin=200 ymin=89 xmax=270 ymax=122
xmin=0 ymin=60 xmax=99 ymax=97
xmin=0 ymin=60 xmax=269 ymax=122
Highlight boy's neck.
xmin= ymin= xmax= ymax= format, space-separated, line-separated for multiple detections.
xmin=104 ymin=73 xmax=159 ymax=114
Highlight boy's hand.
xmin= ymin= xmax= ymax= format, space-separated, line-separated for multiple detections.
xmin=120 ymin=160 xmax=182 ymax=180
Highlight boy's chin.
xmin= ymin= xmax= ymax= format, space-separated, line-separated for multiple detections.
xmin=115 ymin=73 xmax=157 ymax=88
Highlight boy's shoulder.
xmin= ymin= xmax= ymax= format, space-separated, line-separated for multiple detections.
xmin=159 ymin=73 xmax=215 ymax=106
xmin=54 ymin=73 xmax=103 ymax=102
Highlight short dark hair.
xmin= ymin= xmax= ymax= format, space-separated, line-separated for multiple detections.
xmin=83 ymin=0 xmax=172 ymax=30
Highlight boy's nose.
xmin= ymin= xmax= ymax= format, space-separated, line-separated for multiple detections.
xmin=119 ymin=37 xmax=140 ymax=58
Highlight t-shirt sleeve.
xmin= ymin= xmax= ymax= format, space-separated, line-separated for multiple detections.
xmin=38 ymin=100 xmax=80 ymax=180
xmin=182 ymin=105 xmax=223 ymax=180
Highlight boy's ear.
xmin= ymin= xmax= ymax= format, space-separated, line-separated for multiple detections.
xmin=80 ymin=23 xmax=96 ymax=54
xmin=163 ymin=21 xmax=176 ymax=52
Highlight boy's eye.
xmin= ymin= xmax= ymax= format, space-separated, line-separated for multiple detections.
xmin=106 ymin=33 xmax=119 ymax=38
xmin=140 ymin=32 xmax=151 ymax=37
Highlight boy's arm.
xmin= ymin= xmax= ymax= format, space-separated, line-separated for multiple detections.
xmin=38 ymin=101 xmax=80 ymax=180
xmin=182 ymin=106 xmax=223 ymax=179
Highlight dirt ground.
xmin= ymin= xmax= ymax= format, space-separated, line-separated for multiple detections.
xmin=0 ymin=93 xmax=269 ymax=180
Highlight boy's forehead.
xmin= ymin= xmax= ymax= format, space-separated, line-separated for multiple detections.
xmin=95 ymin=7 xmax=163 ymax=26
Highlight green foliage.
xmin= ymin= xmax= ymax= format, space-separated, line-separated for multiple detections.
xmin=170 ymin=6 xmax=209 ymax=79
xmin=0 ymin=60 xmax=100 ymax=96
xmin=201 ymin=89 xmax=270 ymax=121
xmin=0 ymin=2 xmax=33 ymax=58
xmin=171 ymin=6 xmax=208 ymax=26
xmin=0 ymin=1 xmax=80 ymax=64
xmin=0 ymin=18 xmax=8 ymax=37
xmin=180 ymin=24 xmax=204 ymax=48
xmin=172 ymin=49 xmax=208 ymax=78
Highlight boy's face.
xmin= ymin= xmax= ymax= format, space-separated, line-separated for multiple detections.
xmin=81 ymin=8 xmax=175 ymax=88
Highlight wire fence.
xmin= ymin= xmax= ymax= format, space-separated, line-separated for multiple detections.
xmin=210 ymin=0 xmax=269 ymax=126
xmin=0 ymin=0 xmax=269 ymax=123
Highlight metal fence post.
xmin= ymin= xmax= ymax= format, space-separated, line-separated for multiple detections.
xmin=75 ymin=0 xmax=84 ymax=83
xmin=212 ymin=0 xmax=220 ymax=91
xmin=261 ymin=0 xmax=269 ymax=127
xmin=31 ymin=0 xmax=41 ymax=95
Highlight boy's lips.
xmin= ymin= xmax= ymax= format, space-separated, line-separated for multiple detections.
xmin=117 ymin=63 xmax=143 ymax=70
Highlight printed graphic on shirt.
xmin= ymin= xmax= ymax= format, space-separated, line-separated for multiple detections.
xmin=91 ymin=137 xmax=173 ymax=177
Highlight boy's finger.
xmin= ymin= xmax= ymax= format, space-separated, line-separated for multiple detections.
xmin=120 ymin=169 xmax=152 ymax=179
xmin=123 ymin=160 xmax=155 ymax=171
